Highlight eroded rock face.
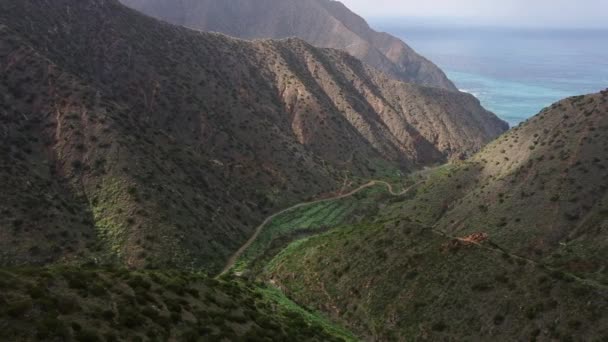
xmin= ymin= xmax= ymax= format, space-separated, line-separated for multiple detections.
xmin=119 ymin=0 xmax=458 ymax=91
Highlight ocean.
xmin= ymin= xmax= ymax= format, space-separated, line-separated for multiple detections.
xmin=371 ymin=20 xmax=608 ymax=126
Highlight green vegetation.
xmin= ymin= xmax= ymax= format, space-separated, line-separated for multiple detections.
xmin=377 ymin=163 xmax=479 ymax=226
xmin=1 ymin=0 xmax=607 ymax=340
xmin=232 ymin=174 xmax=423 ymax=275
xmin=256 ymin=286 xmax=357 ymax=341
xmin=0 ymin=0 xmax=504 ymax=274
xmin=263 ymin=221 xmax=608 ymax=341
xmin=0 ymin=267 xmax=355 ymax=341
xmin=254 ymin=92 xmax=608 ymax=340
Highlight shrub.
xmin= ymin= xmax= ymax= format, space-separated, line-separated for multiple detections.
xmin=170 ymin=311 xmax=181 ymax=323
xmin=127 ymin=187 xmax=138 ymax=196
xmin=568 ymin=320 xmax=582 ymax=330
xmin=55 ymin=295 xmax=81 ymax=314
xmin=101 ymin=310 xmax=115 ymax=321
xmin=71 ymin=322 xmax=82 ymax=331
xmin=141 ymin=306 xmax=159 ymax=320
xmin=6 ymin=299 xmax=33 ymax=318
xmin=494 ymin=275 xmax=509 ymax=283
xmin=431 ymin=321 xmax=447 ymax=332
xmin=571 ymin=286 xmax=591 ymax=298
xmin=525 ymin=303 xmax=544 ymax=320
xmin=71 ymin=160 xmax=83 ymax=171
xmin=119 ymin=308 xmax=142 ymax=328
xmin=471 ymin=282 xmax=494 ymax=292
xmin=88 ymin=283 xmax=107 ymax=297
xmin=104 ymin=333 xmax=118 ymax=342
xmin=164 ymin=298 xmax=182 ymax=313
xmin=75 ymin=329 xmax=102 ymax=342
xmin=186 ymin=287 xmax=200 ymax=298
xmin=27 ymin=284 xmax=46 ymax=299
xmin=227 ymin=312 xmax=248 ymax=324
xmin=550 ymin=270 xmax=567 ymax=281
xmin=66 ymin=274 xmax=88 ymax=290
xmin=493 ymin=314 xmax=505 ymax=325
xmin=35 ymin=317 xmax=70 ymax=340
xmin=180 ymin=329 xmax=200 ymax=342
xmin=197 ymin=326 xmax=213 ymax=336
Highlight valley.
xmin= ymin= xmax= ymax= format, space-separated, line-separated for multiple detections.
xmin=221 ymin=91 xmax=608 ymax=340
xmin=0 ymin=0 xmax=606 ymax=341
xmin=223 ymin=177 xmax=425 ymax=275
xmin=0 ymin=0 xmax=505 ymax=273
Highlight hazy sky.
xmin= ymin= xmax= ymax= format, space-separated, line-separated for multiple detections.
xmin=339 ymin=0 xmax=608 ymax=28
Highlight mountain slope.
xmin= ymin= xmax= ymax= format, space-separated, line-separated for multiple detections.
xmin=0 ymin=267 xmax=354 ymax=341
xmin=378 ymin=90 xmax=608 ymax=283
xmin=261 ymin=91 xmax=608 ymax=340
xmin=266 ymin=222 xmax=608 ymax=341
xmin=119 ymin=0 xmax=459 ymax=91
xmin=0 ymin=0 xmax=506 ymax=272
xmin=434 ymin=90 xmax=608 ymax=282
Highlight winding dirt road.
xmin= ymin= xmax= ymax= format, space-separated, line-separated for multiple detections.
xmin=219 ymin=180 xmax=421 ymax=275
xmin=219 ymin=178 xmax=608 ymax=293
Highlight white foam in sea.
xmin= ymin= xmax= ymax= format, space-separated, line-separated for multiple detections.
xmin=459 ymin=89 xmax=478 ymax=97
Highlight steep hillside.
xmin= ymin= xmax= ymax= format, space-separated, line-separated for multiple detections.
xmin=0 ymin=0 xmax=506 ymax=272
xmin=260 ymin=91 xmax=608 ymax=340
xmin=0 ymin=267 xmax=354 ymax=341
xmin=441 ymin=91 xmax=608 ymax=265
xmin=266 ymin=222 xmax=608 ymax=341
xmin=391 ymin=90 xmax=608 ymax=283
xmin=119 ymin=0 xmax=458 ymax=91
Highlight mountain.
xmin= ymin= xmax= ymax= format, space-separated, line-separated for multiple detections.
xmin=400 ymin=90 xmax=608 ymax=283
xmin=1 ymin=0 xmax=604 ymax=340
xmin=118 ymin=0 xmax=459 ymax=91
xmin=261 ymin=91 xmax=608 ymax=340
xmin=0 ymin=0 xmax=506 ymax=272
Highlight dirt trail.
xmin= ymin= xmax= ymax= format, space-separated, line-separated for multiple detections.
xmin=220 ymin=177 xmax=607 ymax=292
xmin=219 ymin=180 xmax=421 ymax=275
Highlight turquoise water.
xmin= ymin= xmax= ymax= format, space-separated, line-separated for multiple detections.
xmin=445 ymin=70 xmax=572 ymax=126
xmin=370 ymin=21 xmax=608 ymax=126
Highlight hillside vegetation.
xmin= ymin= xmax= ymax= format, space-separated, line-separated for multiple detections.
xmin=0 ymin=0 xmax=505 ymax=272
xmin=434 ymin=91 xmax=608 ymax=283
xmin=3 ymin=0 xmax=600 ymax=341
xmin=120 ymin=0 xmax=459 ymax=90
xmin=261 ymin=91 xmax=608 ymax=341
xmin=232 ymin=178 xmax=423 ymax=275
xmin=266 ymin=221 xmax=608 ymax=341
xmin=0 ymin=267 xmax=354 ymax=341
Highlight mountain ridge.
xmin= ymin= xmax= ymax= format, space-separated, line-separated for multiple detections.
xmin=119 ymin=0 xmax=459 ymax=91
xmin=0 ymin=0 xmax=505 ymax=272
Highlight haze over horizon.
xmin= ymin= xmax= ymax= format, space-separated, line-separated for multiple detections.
xmin=339 ymin=0 xmax=608 ymax=28
xmin=355 ymin=0 xmax=608 ymax=127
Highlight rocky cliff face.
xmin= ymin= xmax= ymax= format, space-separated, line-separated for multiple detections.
xmin=0 ymin=0 xmax=505 ymax=272
xmin=119 ymin=0 xmax=459 ymax=91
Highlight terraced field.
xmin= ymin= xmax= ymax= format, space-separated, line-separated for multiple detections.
xmin=230 ymin=176 xmax=424 ymax=275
